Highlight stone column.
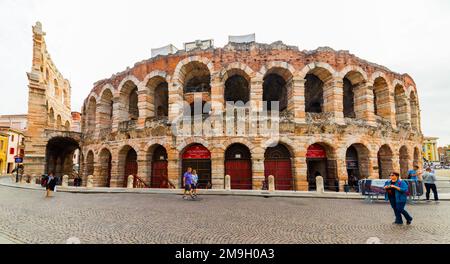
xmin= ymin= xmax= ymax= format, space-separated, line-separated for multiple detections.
xmin=167 ymin=148 xmax=180 ymax=188
xmin=336 ymin=158 xmax=347 ymax=192
xmin=354 ymin=82 xmax=376 ymax=126
xmin=268 ymin=175 xmax=275 ymax=192
xmin=316 ymin=176 xmax=324 ymax=194
xmin=137 ymin=90 xmax=152 ymax=129
xmin=323 ymin=77 xmax=345 ymax=125
xmin=252 ymin=148 xmax=265 ymax=190
xmin=250 ymin=76 xmax=263 ymax=138
xmin=290 ymin=77 xmax=306 ymax=124
xmin=168 ymin=80 xmax=183 ymax=125
xmin=62 ymin=175 xmax=69 ymax=187
xmin=87 ymin=175 xmax=94 ymax=188
xmin=210 ymin=74 xmax=224 ymax=116
xmin=211 ymin=147 xmax=225 ymax=189
xmin=224 ymin=175 xmax=231 ymax=190
xmin=137 ymin=152 xmax=149 ymax=185
xmin=294 ymin=150 xmax=308 ymax=191
xmin=111 ymin=97 xmax=123 ymax=132
xmin=127 ymin=175 xmax=134 ymax=188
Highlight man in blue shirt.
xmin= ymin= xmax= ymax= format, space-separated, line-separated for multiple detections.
xmin=407 ymin=165 xmax=419 ymax=180
xmin=182 ymin=167 xmax=193 ymax=199
xmin=384 ymin=172 xmax=413 ymax=225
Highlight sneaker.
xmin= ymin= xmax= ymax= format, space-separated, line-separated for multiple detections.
xmin=407 ymin=220 xmax=412 ymax=225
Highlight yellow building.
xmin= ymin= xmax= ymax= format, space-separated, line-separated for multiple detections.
xmin=423 ymin=137 xmax=439 ymax=162
xmin=0 ymin=132 xmax=8 ymax=175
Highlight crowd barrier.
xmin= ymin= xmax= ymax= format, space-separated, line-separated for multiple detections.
xmin=359 ymin=179 xmax=424 ymax=203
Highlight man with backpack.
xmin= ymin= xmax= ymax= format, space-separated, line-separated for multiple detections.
xmin=384 ymin=172 xmax=413 ymax=225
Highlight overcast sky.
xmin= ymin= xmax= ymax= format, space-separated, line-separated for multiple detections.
xmin=1 ymin=0 xmax=449 ymax=145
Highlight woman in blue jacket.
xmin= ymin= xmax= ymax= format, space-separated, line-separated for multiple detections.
xmin=384 ymin=172 xmax=413 ymax=225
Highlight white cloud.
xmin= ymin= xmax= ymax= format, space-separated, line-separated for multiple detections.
xmin=0 ymin=0 xmax=449 ymax=144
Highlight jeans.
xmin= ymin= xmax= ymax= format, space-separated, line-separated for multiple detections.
xmin=424 ymin=183 xmax=439 ymax=201
xmin=389 ymin=198 xmax=413 ymax=224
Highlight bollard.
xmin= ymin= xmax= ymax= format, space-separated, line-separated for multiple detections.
xmin=224 ymin=175 xmax=231 ymax=190
xmin=268 ymin=175 xmax=275 ymax=192
xmin=86 ymin=175 xmax=94 ymax=188
xmin=315 ymin=176 xmax=324 ymax=194
xmin=30 ymin=174 xmax=37 ymax=185
xmin=62 ymin=175 xmax=69 ymax=187
xmin=127 ymin=175 xmax=134 ymax=189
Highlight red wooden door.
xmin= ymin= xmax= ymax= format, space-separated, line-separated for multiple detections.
xmin=264 ymin=159 xmax=292 ymax=190
xmin=151 ymin=161 xmax=168 ymax=188
xmin=225 ymin=160 xmax=252 ymax=190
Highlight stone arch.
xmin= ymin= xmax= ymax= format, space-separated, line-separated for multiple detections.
xmin=147 ymin=144 xmax=169 ymax=188
xmin=180 ymin=143 xmax=212 ymax=188
xmin=377 ymin=144 xmax=394 ymax=179
xmin=97 ymin=148 xmax=112 ymax=187
xmin=86 ymin=96 xmax=97 ymax=132
xmin=345 ymin=143 xmax=371 ymax=188
xmin=372 ymin=75 xmax=391 ymax=120
xmin=395 ymin=83 xmax=409 ymax=127
xmin=143 ymin=72 xmax=169 ymax=118
xmin=64 ymin=120 xmax=70 ymax=131
xmin=85 ymin=150 xmax=95 ymax=177
xmin=118 ymin=144 xmax=138 ymax=187
xmin=223 ymin=65 xmax=252 ymax=104
xmin=176 ymin=137 xmax=210 ymax=152
xmin=98 ymin=86 xmax=114 ymax=131
xmin=305 ymin=142 xmax=338 ymax=191
xmin=118 ymin=78 xmax=139 ymax=122
xmin=301 ymin=63 xmax=335 ymax=114
xmin=48 ymin=107 xmax=55 ymax=128
xmin=261 ymin=64 xmax=294 ymax=112
xmin=342 ymin=70 xmax=367 ymax=119
xmin=173 ymin=56 xmax=214 ymax=94
xmin=264 ymin=142 xmax=294 ymax=190
xmin=56 ymin=115 xmax=62 ymax=130
xmin=45 ymin=137 xmax=80 ymax=179
xmin=223 ymin=138 xmax=257 ymax=155
xmin=225 ymin=143 xmax=252 ymax=190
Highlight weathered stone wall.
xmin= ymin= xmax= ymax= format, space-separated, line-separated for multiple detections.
xmin=80 ymin=41 xmax=423 ymax=190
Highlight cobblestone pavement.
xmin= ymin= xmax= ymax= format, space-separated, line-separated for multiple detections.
xmin=0 ymin=185 xmax=449 ymax=244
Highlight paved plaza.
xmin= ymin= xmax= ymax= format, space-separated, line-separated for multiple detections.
xmin=0 ymin=184 xmax=449 ymax=244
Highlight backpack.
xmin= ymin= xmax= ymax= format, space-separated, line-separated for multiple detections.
xmin=397 ymin=180 xmax=410 ymax=196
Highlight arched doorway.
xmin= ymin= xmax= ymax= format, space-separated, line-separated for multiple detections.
xmin=45 ymin=137 xmax=80 ymax=180
xmin=225 ymin=144 xmax=252 ymax=190
xmin=119 ymin=146 xmax=138 ymax=187
xmin=263 ymin=73 xmax=288 ymax=111
xmin=306 ymin=143 xmax=338 ymax=191
xmin=150 ymin=145 xmax=168 ymax=188
xmin=345 ymin=144 xmax=370 ymax=191
xmin=377 ymin=145 xmax=393 ymax=179
xmin=264 ymin=144 xmax=293 ymax=190
xmin=399 ymin=146 xmax=409 ymax=178
xmin=98 ymin=148 xmax=112 ymax=187
xmin=182 ymin=144 xmax=211 ymax=189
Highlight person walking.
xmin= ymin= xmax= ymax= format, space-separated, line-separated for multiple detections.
xmin=423 ymin=167 xmax=439 ymax=202
xmin=191 ymin=169 xmax=199 ymax=196
xmin=46 ymin=172 xmax=57 ymax=198
xmin=384 ymin=172 xmax=413 ymax=225
xmin=182 ymin=167 xmax=193 ymax=200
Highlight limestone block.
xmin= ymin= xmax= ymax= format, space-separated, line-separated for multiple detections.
xmin=268 ymin=175 xmax=275 ymax=192
xmin=62 ymin=175 xmax=69 ymax=187
xmin=316 ymin=176 xmax=324 ymax=194
xmin=224 ymin=175 xmax=231 ymax=190
xmin=127 ymin=175 xmax=134 ymax=189
xmin=87 ymin=175 xmax=94 ymax=188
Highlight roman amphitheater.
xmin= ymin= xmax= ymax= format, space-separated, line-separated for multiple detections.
xmin=24 ymin=23 xmax=424 ymax=192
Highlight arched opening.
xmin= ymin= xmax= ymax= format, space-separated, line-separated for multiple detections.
xmin=306 ymin=143 xmax=338 ymax=191
xmin=305 ymin=68 xmax=331 ymax=114
xmin=98 ymin=89 xmax=113 ymax=131
xmin=56 ymin=115 xmax=62 ymax=130
xmin=345 ymin=144 xmax=370 ymax=191
xmin=377 ymin=145 xmax=393 ymax=179
xmin=186 ymin=100 xmax=211 ymax=118
xmin=117 ymin=146 xmax=138 ymax=187
xmin=87 ymin=97 xmax=97 ymax=132
xmin=264 ymin=144 xmax=293 ymax=190
xmin=98 ymin=148 xmax=112 ymax=187
xmin=45 ymin=137 xmax=80 ymax=180
xmin=154 ymin=82 xmax=169 ymax=118
xmin=182 ymin=62 xmax=211 ymax=93
xmin=148 ymin=145 xmax=168 ymax=188
xmin=410 ymin=91 xmax=419 ymax=130
xmin=225 ymin=143 xmax=252 ymax=190
xmin=343 ymin=71 xmax=365 ymax=119
xmin=119 ymin=80 xmax=139 ymax=122
xmin=181 ymin=144 xmax=211 ymax=189
xmin=64 ymin=121 xmax=70 ymax=131
xmin=263 ymin=70 xmax=290 ymax=112
xmin=224 ymin=73 xmax=250 ymax=104
xmin=395 ymin=85 xmax=408 ymax=126
xmin=373 ymin=77 xmax=390 ymax=119
xmin=399 ymin=146 xmax=409 ymax=178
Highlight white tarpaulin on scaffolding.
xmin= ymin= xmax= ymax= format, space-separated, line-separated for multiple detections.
xmin=228 ymin=33 xmax=256 ymax=43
